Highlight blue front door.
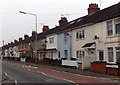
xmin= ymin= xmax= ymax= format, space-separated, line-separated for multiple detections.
xmin=99 ymin=51 xmax=104 ymax=61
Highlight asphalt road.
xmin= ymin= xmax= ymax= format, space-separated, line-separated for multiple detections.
xmin=2 ymin=60 xmax=119 ymax=85
xmin=2 ymin=60 xmax=75 ymax=84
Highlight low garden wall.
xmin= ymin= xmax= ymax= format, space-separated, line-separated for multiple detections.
xmin=91 ymin=61 xmax=120 ymax=75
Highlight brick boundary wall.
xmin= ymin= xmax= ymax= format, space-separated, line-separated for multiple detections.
xmin=91 ymin=62 xmax=120 ymax=75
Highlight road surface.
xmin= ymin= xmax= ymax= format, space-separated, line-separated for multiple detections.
xmin=2 ymin=60 xmax=119 ymax=85
xmin=2 ymin=60 xmax=75 ymax=84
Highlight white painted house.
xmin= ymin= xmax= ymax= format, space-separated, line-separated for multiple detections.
xmin=45 ymin=17 xmax=68 ymax=60
xmin=46 ymin=33 xmax=58 ymax=59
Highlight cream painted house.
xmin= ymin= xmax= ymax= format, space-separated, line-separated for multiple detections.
xmin=72 ymin=25 xmax=96 ymax=69
xmin=71 ymin=3 xmax=120 ymax=69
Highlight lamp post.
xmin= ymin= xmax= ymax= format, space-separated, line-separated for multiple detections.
xmin=19 ymin=11 xmax=38 ymax=61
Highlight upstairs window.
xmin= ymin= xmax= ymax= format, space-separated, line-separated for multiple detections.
xmin=49 ymin=37 xmax=54 ymax=43
xmin=76 ymin=30 xmax=85 ymax=39
xmin=115 ymin=18 xmax=120 ymax=35
xmin=107 ymin=21 xmax=113 ymax=36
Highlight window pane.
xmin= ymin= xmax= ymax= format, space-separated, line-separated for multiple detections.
xmin=79 ymin=30 xmax=85 ymax=39
xmin=76 ymin=51 xmax=79 ymax=58
xmin=77 ymin=51 xmax=84 ymax=59
xmin=76 ymin=32 xmax=79 ymax=39
xmin=107 ymin=21 xmax=113 ymax=36
xmin=116 ymin=52 xmax=120 ymax=62
xmin=116 ymin=47 xmax=120 ymax=62
xmin=108 ymin=47 xmax=114 ymax=62
xmin=115 ymin=24 xmax=120 ymax=34
xmin=64 ymin=50 xmax=68 ymax=59
xmin=49 ymin=38 xmax=54 ymax=43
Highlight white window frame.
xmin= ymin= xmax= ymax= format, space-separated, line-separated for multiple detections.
xmin=76 ymin=30 xmax=85 ymax=40
xmin=108 ymin=47 xmax=114 ymax=62
xmin=115 ymin=47 xmax=120 ymax=63
xmin=114 ymin=18 xmax=120 ymax=35
xmin=76 ymin=50 xmax=85 ymax=59
xmin=49 ymin=37 xmax=54 ymax=43
xmin=107 ymin=20 xmax=113 ymax=36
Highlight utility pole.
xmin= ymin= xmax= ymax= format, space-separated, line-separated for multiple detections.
xmin=19 ymin=11 xmax=38 ymax=63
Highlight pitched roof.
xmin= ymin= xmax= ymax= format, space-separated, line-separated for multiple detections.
xmin=3 ymin=3 xmax=120 ymax=48
xmin=29 ymin=3 xmax=120 ymax=41
xmin=58 ymin=3 xmax=120 ymax=33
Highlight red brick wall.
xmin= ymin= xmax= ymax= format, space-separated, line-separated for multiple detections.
xmin=107 ymin=68 xmax=119 ymax=75
xmin=91 ymin=62 xmax=107 ymax=74
xmin=91 ymin=62 xmax=120 ymax=75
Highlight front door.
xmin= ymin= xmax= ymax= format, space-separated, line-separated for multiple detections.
xmin=99 ymin=51 xmax=104 ymax=61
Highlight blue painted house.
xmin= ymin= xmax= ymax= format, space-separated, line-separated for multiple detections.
xmin=57 ymin=31 xmax=72 ymax=60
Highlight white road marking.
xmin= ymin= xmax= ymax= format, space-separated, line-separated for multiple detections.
xmin=15 ymin=80 xmax=18 ymax=85
xmin=4 ymin=72 xmax=8 ymax=76
xmin=41 ymin=72 xmax=48 ymax=76
xmin=27 ymin=69 xmax=31 ymax=71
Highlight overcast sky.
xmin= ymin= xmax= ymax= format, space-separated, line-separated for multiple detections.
xmin=0 ymin=0 xmax=119 ymax=46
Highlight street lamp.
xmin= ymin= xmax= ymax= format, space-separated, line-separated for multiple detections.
xmin=19 ymin=11 xmax=38 ymax=61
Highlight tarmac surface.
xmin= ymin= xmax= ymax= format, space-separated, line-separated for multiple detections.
xmin=24 ymin=61 xmax=120 ymax=82
xmin=2 ymin=59 xmax=120 ymax=85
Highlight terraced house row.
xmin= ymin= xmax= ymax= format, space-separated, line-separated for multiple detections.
xmin=1 ymin=3 xmax=120 ymax=75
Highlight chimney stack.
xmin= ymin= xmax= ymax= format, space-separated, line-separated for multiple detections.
xmin=24 ymin=34 xmax=29 ymax=39
xmin=59 ymin=17 xmax=68 ymax=27
xmin=42 ymin=25 xmax=49 ymax=32
xmin=19 ymin=37 xmax=23 ymax=42
xmin=32 ymin=31 xmax=37 ymax=36
xmin=88 ymin=3 xmax=100 ymax=15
